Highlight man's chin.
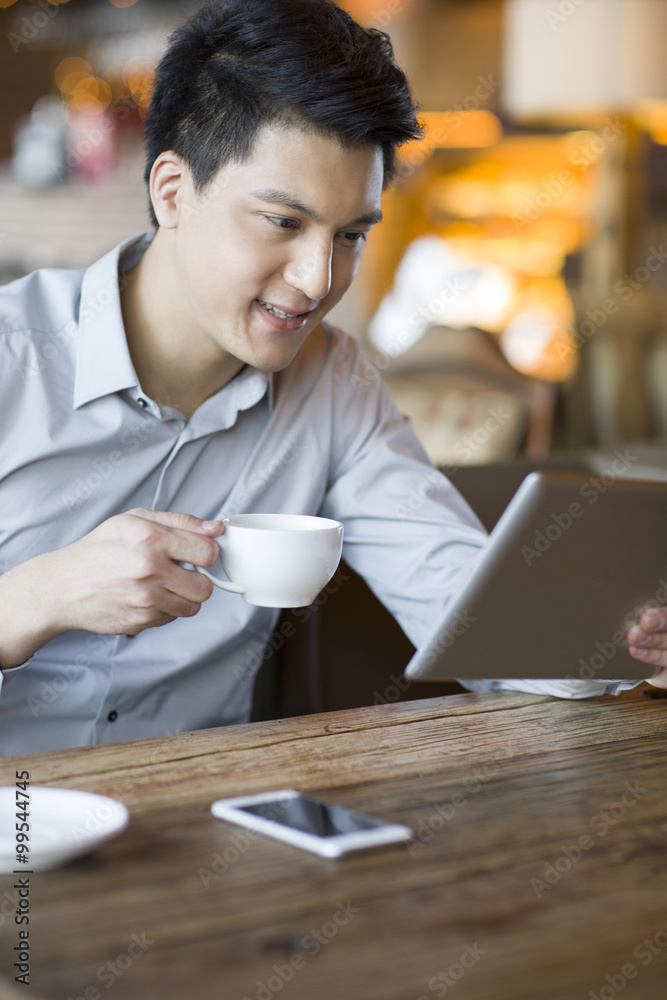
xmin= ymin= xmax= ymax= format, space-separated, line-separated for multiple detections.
xmin=244 ymin=326 xmax=320 ymax=372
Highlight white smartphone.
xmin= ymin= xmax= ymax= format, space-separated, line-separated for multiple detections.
xmin=210 ymin=789 xmax=413 ymax=858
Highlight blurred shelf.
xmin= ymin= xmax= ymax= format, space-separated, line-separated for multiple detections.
xmin=0 ymin=172 xmax=149 ymax=279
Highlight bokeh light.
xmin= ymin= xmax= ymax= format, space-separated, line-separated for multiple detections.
xmin=55 ymin=57 xmax=92 ymax=90
xmin=59 ymin=71 xmax=91 ymax=96
xmin=69 ymin=76 xmax=113 ymax=115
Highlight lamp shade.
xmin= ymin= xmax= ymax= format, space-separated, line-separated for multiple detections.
xmin=503 ymin=0 xmax=667 ymax=120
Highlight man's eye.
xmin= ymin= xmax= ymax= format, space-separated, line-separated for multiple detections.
xmin=340 ymin=232 xmax=368 ymax=244
xmin=267 ymin=216 xmax=299 ymax=230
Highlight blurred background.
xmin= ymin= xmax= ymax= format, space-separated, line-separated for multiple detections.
xmin=3 ymin=0 xmax=667 ymax=467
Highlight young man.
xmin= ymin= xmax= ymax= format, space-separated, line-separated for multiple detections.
xmin=0 ymin=0 xmax=664 ymax=755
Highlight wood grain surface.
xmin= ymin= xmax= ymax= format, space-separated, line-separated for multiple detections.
xmin=1 ymin=687 xmax=666 ymax=1000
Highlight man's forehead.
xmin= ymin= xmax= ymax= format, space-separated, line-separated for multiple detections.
xmin=218 ymin=124 xmax=384 ymax=218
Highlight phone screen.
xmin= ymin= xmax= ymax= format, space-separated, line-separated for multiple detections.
xmin=238 ymin=797 xmax=386 ymax=838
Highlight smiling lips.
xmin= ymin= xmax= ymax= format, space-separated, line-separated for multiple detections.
xmin=257 ymin=299 xmax=310 ymax=320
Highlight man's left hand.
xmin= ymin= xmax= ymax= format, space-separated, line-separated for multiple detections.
xmin=628 ymin=608 xmax=667 ymax=688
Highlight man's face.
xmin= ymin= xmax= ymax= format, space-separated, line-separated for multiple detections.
xmin=165 ymin=124 xmax=384 ymax=372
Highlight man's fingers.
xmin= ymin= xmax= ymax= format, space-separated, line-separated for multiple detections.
xmin=126 ymin=510 xmax=223 ymax=567
xmin=641 ymin=665 xmax=667 ymax=689
xmin=158 ymin=588 xmax=207 ymax=620
xmin=128 ymin=508 xmax=224 ymax=537
xmin=166 ymin=564 xmax=215 ymax=604
xmin=640 ymin=608 xmax=666 ymax=631
xmin=627 ymin=626 xmax=667 ymax=650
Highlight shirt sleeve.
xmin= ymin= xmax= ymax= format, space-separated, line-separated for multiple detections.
xmin=0 ymin=659 xmax=33 ymax=694
xmin=318 ymin=331 xmax=645 ymax=701
xmin=318 ymin=334 xmax=487 ymax=648
xmin=458 ymin=678 xmax=644 ymax=699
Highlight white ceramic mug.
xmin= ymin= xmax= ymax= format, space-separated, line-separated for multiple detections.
xmin=196 ymin=513 xmax=344 ymax=608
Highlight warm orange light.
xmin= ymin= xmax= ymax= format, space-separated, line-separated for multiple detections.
xmin=69 ymin=76 xmax=113 ymax=114
xmin=423 ymin=111 xmax=503 ymax=148
xmin=122 ymin=58 xmax=154 ymax=88
xmin=108 ymin=0 xmax=139 ymax=7
xmin=59 ymin=71 xmax=91 ymax=96
xmin=500 ymin=276 xmax=578 ymax=382
xmin=342 ymin=0 xmax=404 ymax=25
xmin=635 ymin=101 xmax=667 ymax=145
xmin=122 ymin=59 xmax=155 ymax=109
xmin=56 ymin=58 xmax=92 ymax=90
xmin=396 ymin=111 xmax=502 ymax=167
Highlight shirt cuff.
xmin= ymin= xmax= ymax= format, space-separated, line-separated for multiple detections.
xmin=458 ymin=678 xmax=644 ymax=699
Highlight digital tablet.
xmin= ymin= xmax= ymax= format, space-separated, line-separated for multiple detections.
xmin=405 ymin=471 xmax=667 ymax=683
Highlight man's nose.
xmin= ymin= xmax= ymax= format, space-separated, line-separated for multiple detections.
xmin=284 ymin=241 xmax=333 ymax=302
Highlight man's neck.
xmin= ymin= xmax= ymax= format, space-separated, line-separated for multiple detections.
xmin=119 ymin=231 xmax=244 ymax=420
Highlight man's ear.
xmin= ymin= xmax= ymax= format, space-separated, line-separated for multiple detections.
xmin=149 ymin=151 xmax=186 ymax=229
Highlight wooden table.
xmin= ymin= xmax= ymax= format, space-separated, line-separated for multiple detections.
xmin=1 ymin=687 xmax=667 ymax=1000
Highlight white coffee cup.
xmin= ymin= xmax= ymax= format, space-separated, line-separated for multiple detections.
xmin=196 ymin=513 xmax=344 ymax=608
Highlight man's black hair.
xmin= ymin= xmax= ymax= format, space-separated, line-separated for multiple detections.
xmin=143 ymin=0 xmax=423 ymax=226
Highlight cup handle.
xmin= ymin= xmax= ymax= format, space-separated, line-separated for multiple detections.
xmin=193 ymin=522 xmax=244 ymax=594
xmin=195 ymin=565 xmax=244 ymax=594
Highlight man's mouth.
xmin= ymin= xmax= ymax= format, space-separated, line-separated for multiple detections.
xmin=257 ymin=299 xmax=310 ymax=320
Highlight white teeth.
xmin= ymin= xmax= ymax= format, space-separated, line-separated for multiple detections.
xmin=259 ymin=300 xmax=298 ymax=320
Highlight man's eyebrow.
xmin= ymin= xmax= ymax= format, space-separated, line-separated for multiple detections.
xmin=250 ymin=188 xmax=382 ymax=227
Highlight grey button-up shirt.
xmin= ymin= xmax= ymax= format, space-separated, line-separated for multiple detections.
xmin=0 ymin=234 xmax=639 ymax=754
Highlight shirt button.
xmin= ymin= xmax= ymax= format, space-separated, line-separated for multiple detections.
xmin=137 ymin=397 xmax=148 ymax=409
xmin=107 ymin=710 xmax=118 ymax=722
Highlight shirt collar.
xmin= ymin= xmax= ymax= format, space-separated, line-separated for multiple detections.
xmin=72 ymin=232 xmax=273 ymax=419
xmin=73 ymin=232 xmax=152 ymax=410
